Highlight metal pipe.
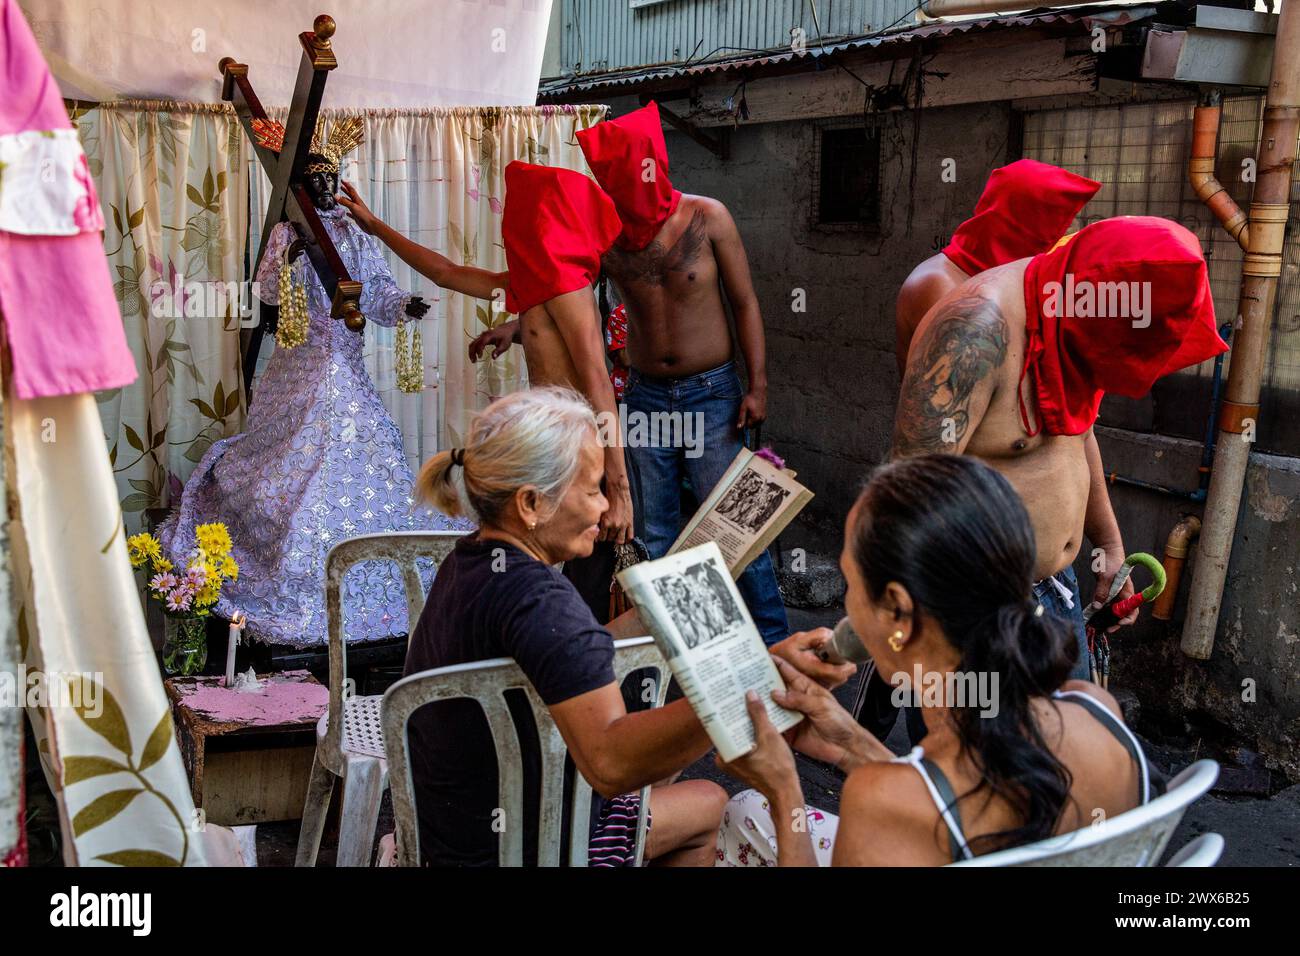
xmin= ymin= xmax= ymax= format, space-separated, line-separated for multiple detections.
xmin=1190 ymin=94 xmax=1250 ymax=251
xmin=1198 ymin=324 xmax=1234 ymax=492
xmin=1153 ymin=515 xmax=1201 ymax=621
xmin=1106 ymin=471 xmax=1205 ymax=502
xmin=1102 ymin=321 xmax=1231 ymax=504
xmin=1183 ymin=3 xmax=1300 ymax=659
xmin=919 ymin=0 xmax=1102 ymax=18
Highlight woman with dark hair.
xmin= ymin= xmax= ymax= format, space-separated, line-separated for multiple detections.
xmin=717 ymin=454 xmax=1151 ymax=866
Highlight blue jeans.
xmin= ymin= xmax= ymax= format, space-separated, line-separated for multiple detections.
xmin=1034 ymin=565 xmax=1090 ymax=681
xmin=623 ymin=361 xmax=790 ymax=646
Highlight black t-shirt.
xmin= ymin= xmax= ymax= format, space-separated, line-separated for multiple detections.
xmin=402 ymin=532 xmax=616 ymax=866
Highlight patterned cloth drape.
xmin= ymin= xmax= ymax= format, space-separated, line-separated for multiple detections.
xmin=247 ymin=105 xmax=608 ymax=461
xmin=70 ymin=102 xmax=249 ymax=534
xmin=8 ymin=390 xmax=207 ymax=866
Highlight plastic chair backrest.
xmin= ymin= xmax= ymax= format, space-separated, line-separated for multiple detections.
xmin=1164 ymin=832 xmax=1224 ymax=867
xmin=383 ymin=635 xmax=670 ymax=867
xmin=323 ymin=531 xmax=466 ymax=760
xmin=949 ymin=759 xmax=1220 ymax=867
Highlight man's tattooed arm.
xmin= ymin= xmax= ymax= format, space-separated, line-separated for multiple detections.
xmin=891 ymin=294 xmax=1009 ymax=458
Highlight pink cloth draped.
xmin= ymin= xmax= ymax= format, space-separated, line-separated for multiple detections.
xmin=0 ymin=0 xmax=136 ymax=399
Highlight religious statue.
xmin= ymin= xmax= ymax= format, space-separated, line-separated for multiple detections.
xmin=159 ymin=119 xmax=472 ymax=648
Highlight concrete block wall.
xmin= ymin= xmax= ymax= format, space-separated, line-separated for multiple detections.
xmin=661 ymin=100 xmax=1016 ymax=550
xmin=1079 ymin=428 xmax=1300 ymax=778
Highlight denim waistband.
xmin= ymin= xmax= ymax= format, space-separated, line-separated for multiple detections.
xmin=628 ymin=360 xmax=737 ymax=387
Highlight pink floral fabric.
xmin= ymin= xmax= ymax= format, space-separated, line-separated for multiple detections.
xmin=715 ymin=788 xmax=839 ymax=867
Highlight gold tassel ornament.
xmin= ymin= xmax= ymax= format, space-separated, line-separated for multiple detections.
xmin=395 ymin=312 xmax=423 ymax=393
xmin=275 ymin=250 xmax=309 ymax=349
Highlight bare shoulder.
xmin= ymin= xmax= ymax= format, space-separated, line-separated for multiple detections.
xmin=906 ymin=277 xmax=1010 ymax=375
xmin=834 ymin=761 xmax=945 ymax=866
xmin=1058 ymin=679 xmax=1126 ymax=724
xmin=682 ymin=194 xmax=734 ymax=232
xmin=681 ymin=193 xmax=725 ymax=215
xmin=893 ymin=275 xmax=1011 ymax=456
xmin=898 ymin=257 xmax=958 ymax=322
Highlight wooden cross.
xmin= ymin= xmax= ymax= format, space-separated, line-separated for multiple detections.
xmin=217 ymin=14 xmax=365 ymax=391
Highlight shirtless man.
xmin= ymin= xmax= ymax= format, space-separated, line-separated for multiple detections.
xmin=338 ymin=165 xmax=634 ymax=622
xmin=342 ymin=156 xmax=853 ymax=685
xmin=337 ymin=171 xmax=633 ymax=546
xmin=894 ymin=161 xmax=1133 ymax=671
xmin=471 ymin=103 xmax=789 ymax=645
xmin=892 ymin=216 xmax=1226 ymax=679
xmin=896 ymin=159 xmax=1100 ymax=374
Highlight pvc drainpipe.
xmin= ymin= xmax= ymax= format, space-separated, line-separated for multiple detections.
xmin=1190 ymin=91 xmax=1250 ymax=252
xmin=1182 ymin=3 xmax=1300 ymax=659
xmin=1153 ymin=515 xmax=1201 ymax=621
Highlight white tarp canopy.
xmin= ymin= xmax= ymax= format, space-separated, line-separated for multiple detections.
xmin=19 ymin=0 xmax=552 ymax=106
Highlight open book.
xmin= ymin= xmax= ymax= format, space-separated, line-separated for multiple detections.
xmin=667 ymin=448 xmax=813 ymax=578
xmin=617 ymin=542 xmax=801 ymax=762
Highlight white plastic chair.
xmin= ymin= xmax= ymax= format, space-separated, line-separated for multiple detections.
xmin=949 ymin=759 xmax=1221 ymax=867
xmin=382 ymin=635 xmax=670 ymax=867
xmin=1165 ymin=832 xmax=1225 ymax=867
xmin=295 ymin=531 xmax=466 ymax=867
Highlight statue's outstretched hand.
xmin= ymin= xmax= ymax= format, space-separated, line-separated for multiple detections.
xmin=337 ymin=181 xmax=378 ymax=235
xmin=405 ymin=297 xmax=430 ymax=319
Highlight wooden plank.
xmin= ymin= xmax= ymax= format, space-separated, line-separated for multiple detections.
xmin=203 ymin=743 xmax=317 ymax=825
xmin=667 ymin=38 xmax=1097 ymax=127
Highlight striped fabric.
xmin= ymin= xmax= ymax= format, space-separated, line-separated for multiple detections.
xmin=588 ymin=793 xmax=649 ymax=867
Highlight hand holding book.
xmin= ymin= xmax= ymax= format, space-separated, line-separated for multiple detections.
xmin=616 ymin=541 xmax=802 ymax=761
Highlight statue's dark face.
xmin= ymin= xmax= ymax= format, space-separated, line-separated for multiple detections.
xmin=304 ymin=161 xmax=338 ymax=211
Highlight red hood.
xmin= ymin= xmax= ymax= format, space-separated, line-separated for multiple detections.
xmin=576 ymin=101 xmax=682 ymax=251
xmin=1020 ymin=216 xmax=1227 ymax=436
xmin=943 ymin=159 xmax=1100 ymax=276
xmin=501 ymin=161 xmax=622 ymax=315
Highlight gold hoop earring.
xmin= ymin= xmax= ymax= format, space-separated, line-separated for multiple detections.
xmin=888 ymin=630 xmax=905 ymax=653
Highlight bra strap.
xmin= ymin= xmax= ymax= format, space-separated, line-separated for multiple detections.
xmin=894 ymin=746 xmax=973 ymax=862
xmin=1054 ymin=690 xmax=1151 ymax=804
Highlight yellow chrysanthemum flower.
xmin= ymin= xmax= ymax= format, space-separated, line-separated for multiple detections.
xmin=156 ymin=557 xmax=173 ymax=573
xmin=195 ymin=581 xmax=221 ymax=607
xmin=220 ymin=555 xmax=239 ymax=581
xmin=195 ymin=523 xmax=232 ymax=559
xmin=126 ymin=533 xmax=162 ymax=569
xmin=126 ymin=534 xmax=148 ymax=568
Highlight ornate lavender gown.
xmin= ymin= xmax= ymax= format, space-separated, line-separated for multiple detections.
xmin=160 ymin=207 xmax=472 ymax=647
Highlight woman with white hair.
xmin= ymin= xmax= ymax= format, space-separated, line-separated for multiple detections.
xmin=402 ymin=386 xmax=727 ymax=866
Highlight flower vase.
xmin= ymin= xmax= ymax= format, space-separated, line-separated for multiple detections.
xmin=163 ymin=616 xmax=208 ymax=676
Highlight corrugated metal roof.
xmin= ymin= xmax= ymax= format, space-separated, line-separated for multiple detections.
xmin=539 ymin=4 xmax=1161 ymax=100
xmin=561 ymin=0 xmax=915 ymax=76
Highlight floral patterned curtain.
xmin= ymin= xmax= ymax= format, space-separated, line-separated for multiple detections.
xmin=71 ymin=102 xmax=249 ymax=534
xmin=248 ymin=105 xmax=608 ymax=463
xmin=77 ymin=102 xmax=604 ymax=525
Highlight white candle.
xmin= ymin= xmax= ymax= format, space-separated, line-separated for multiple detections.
xmin=225 ymin=613 xmax=246 ymax=687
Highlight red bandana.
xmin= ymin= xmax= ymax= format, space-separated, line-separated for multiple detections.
xmin=501 ymin=162 xmax=622 ymax=315
xmin=1020 ymin=216 xmax=1227 ymax=436
xmin=943 ymin=159 xmax=1100 ymax=276
xmin=576 ymin=101 xmax=683 ymax=251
